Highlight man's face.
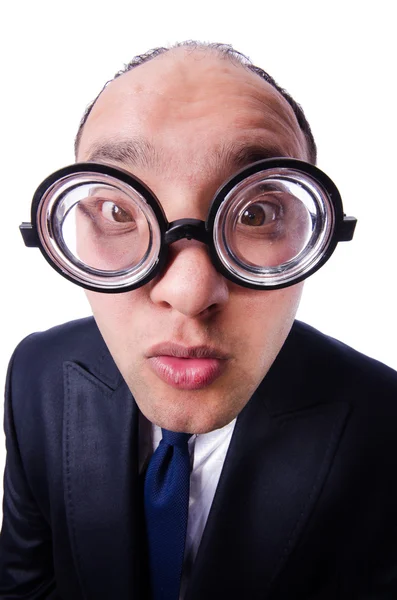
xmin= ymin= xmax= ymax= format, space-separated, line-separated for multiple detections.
xmin=77 ymin=49 xmax=308 ymax=433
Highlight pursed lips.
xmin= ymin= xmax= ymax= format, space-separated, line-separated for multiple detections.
xmin=146 ymin=342 xmax=230 ymax=390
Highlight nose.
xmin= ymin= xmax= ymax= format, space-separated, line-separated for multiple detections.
xmin=149 ymin=240 xmax=229 ymax=318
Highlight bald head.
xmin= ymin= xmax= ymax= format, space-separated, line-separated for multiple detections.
xmin=78 ymin=46 xmax=309 ymax=178
xmin=75 ymin=42 xmax=316 ymax=163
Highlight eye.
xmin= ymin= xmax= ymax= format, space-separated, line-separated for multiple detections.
xmin=101 ymin=200 xmax=134 ymax=223
xmin=239 ymin=202 xmax=280 ymax=226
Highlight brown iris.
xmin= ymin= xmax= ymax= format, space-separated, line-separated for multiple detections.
xmin=241 ymin=203 xmax=275 ymax=226
xmin=110 ymin=203 xmax=133 ymax=223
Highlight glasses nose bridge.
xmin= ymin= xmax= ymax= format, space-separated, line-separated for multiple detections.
xmin=164 ymin=218 xmax=210 ymax=246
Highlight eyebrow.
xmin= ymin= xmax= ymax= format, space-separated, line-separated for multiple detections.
xmin=85 ymin=138 xmax=289 ymax=173
xmin=219 ymin=142 xmax=289 ymax=169
xmin=86 ymin=138 xmax=159 ymax=169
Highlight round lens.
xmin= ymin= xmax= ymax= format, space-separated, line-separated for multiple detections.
xmin=214 ymin=168 xmax=334 ymax=287
xmin=37 ymin=172 xmax=162 ymax=289
xmin=59 ymin=183 xmax=151 ymax=270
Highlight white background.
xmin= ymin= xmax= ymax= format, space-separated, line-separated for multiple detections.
xmin=0 ymin=0 xmax=396 ymax=513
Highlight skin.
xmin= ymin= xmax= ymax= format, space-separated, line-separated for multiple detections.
xmin=77 ymin=48 xmax=309 ymax=434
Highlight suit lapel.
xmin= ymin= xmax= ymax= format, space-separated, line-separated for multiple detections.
xmin=186 ymin=331 xmax=351 ymax=600
xmin=63 ymin=359 xmax=145 ymax=600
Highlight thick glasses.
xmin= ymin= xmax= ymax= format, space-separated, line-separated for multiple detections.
xmin=20 ymin=158 xmax=357 ymax=293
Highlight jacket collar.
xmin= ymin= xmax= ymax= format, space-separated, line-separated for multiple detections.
xmin=67 ymin=317 xmax=123 ymax=391
xmin=186 ymin=385 xmax=349 ymax=599
xmin=62 ymin=357 xmax=146 ymax=600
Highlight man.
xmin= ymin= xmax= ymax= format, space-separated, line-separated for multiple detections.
xmin=1 ymin=41 xmax=396 ymax=599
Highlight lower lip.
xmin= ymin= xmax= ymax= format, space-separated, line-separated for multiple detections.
xmin=148 ymin=356 xmax=226 ymax=390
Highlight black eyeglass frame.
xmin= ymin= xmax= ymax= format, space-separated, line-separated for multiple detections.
xmin=20 ymin=158 xmax=357 ymax=293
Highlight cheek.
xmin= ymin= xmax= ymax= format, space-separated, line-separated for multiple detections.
xmin=255 ymin=285 xmax=303 ymax=341
xmin=85 ymin=290 xmax=148 ymax=358
xmin=263 ymin=284 xmax=304 ymax=325
xmin=228 ymin=282 xmax=303 ymax=330
xmin=226 ymin=283 xmax=304 ymax=367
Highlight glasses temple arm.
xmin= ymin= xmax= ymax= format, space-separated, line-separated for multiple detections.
xmin=337 ymin=216 xmax=357 ymax=242
xmin=19 ymin=222 xmax=40 ymax=248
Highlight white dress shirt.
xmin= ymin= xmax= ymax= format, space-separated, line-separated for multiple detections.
xmin=139 ymin=414 xmax=236 ymax=597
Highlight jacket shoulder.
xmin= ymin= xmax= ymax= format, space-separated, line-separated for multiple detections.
xmin=286 ymin=320 xmax=397 ymax=401
xmin=12 ymin=315 xmax=112 ymax=370
xmin=8 ymin=317 xmax=121 ymax=403
xmin=13 ymin=316 xmax=103 ymax=361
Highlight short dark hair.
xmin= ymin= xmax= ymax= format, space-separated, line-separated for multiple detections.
xmin=74 ymin=41 xmax=317 ymax=163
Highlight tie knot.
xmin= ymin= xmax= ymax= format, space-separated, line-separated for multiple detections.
xmin=161 ymin=429 xmax=192 ymax=447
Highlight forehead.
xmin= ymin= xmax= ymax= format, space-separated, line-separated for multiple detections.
xmin=78 ymin=49 xmax=308 ymax=178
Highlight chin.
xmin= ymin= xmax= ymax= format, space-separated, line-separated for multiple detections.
xmin=136 ymin=390 xmax=240 ymax=434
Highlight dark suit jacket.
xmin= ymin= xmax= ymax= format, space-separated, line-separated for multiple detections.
xmin=1 ymin=318 xmax=397 ymax=599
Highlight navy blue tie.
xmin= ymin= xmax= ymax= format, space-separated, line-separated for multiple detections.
xmin=144 ymin=429 xmax=192 ymax=600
